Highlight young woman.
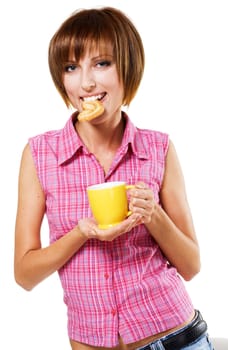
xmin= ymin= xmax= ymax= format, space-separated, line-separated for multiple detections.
xmin=14 ymin=7 xmax=214 ymax=350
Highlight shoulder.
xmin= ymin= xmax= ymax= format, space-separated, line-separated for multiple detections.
xmin=28 ymin=128 xmax=61 ymax=157
xmin=134 ymin=126 xmax=169 ymax=156
xmin=29 ymin=128 xmax=61 ymax=146
xmin=136 ymin=127 xmax=169 ymax=142
xmin=28 ymin=116 xmax=75 ymax=156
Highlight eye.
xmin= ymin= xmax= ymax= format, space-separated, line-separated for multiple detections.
xmin=96 ymin=60 xmax=112 ymax=68
xmin=64 ymin=64 xmax=77 ymax=72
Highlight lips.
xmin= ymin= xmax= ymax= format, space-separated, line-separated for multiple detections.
xmin=82 ymin=92 xmax=106 ymax=102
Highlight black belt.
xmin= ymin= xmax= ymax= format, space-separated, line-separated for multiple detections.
xmin=139 ymin=310 xmax=207 ymax=350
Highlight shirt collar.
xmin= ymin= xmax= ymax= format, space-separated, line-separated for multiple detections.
xmin=121 ymin=112 xmax=150 ymax=160
xmin=57 ymin=113 xmax=83 ymax=165
xmin=57 ymin=112 xmax=149 ymax=165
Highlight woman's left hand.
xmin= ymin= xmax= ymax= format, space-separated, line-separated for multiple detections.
xmin=128 ymin=182 xmax=155 ymax=224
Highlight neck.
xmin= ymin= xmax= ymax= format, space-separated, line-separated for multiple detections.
xmin=75 ymin=113 xmax=125 ymax=154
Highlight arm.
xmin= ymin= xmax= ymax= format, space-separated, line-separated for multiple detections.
xmin=154 ymin=140 xmax=200 ymax=280
xmin=129 ymin=140 xmax=200 ymax=281
xmin=14 ymin=144 xmax=88 ymax=291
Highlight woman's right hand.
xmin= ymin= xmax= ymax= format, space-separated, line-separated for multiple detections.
xmin=78 ymin=213 xmax=142 ymax=241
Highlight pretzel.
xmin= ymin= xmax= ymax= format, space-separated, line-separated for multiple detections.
xmin=78 ymin=100 xmax=104 ymax=122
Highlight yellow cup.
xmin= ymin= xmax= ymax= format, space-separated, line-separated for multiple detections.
xmin=87 ymin=181 xmax=134 ymax=229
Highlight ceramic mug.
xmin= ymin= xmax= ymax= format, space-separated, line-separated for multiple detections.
xmin=87 ymin=181 xmax=134 ymax=229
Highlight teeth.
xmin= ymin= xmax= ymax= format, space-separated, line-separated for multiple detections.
xmin=83 ymin=94 xmax=103 ymax=102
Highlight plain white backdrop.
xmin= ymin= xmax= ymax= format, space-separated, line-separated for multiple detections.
xmin=0 ymin=0 xmax=227 ymax=348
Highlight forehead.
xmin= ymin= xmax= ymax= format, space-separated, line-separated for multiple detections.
xmin=69 ymin=38 xmax=114 ymax=61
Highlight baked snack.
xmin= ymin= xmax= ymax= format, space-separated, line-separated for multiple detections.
xmin=78 ymin=100 xmax=104 ymax=122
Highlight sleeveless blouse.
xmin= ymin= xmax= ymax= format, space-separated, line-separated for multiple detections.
xmin=29 ymin=113 xmax=193 ymax=347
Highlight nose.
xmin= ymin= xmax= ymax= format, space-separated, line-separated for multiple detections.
xmin=81 ymin=69 xmax=96 ymax=91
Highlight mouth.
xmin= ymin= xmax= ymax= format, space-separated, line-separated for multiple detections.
xmin=81 ymin=92 xmax=106 ymax=102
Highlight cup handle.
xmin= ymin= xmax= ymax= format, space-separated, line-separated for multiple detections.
xmin=125 ymin=184 xmax=135 ymax=216
xmin=125 ymin=185 xmax=135 ymax=190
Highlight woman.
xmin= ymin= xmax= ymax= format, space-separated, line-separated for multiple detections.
xmin=14 ymin=7 xmax=214 ymax=350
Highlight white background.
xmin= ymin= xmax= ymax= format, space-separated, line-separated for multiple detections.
xmin=0 ymin=0 xmax=227 ymax=348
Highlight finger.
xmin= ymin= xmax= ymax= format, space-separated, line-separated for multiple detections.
xmin=130 ymin=197 xmax=153 ymax=211
xmin=126 ymin=214 xmax=142 ymax=230
xmin=88 ymin=229 xmax=97 ymax=238
xmin=135 ymin=181 xmax=148 ymax=189
xmin=130 ymin=188 xmax=153 ymax=202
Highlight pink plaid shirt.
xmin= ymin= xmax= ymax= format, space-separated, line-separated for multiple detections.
xmin=29 ymin=113 xmax=193 ymax=347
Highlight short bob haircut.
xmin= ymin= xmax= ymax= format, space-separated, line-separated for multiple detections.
xmin=48 ymin=7 xmax=145 ymax=108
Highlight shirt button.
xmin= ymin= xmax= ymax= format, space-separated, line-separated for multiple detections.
xmin=104 ymin=273 xmax=109 ymax=279
xmin=111 ymin=309 xmax=116 ymax=316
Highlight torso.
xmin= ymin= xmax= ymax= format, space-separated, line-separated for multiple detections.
xmin=29 ymin=115 xmax=194 ymax=347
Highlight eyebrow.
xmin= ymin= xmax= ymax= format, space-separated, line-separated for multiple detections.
xmin=65 ymin=53 xmax=114 ymax=65
xmin=91 ymin=54 xmax=114 ymax=60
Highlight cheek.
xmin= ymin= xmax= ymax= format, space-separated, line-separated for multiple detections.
xmin=106 ymin=76 xmax=124 ymax=101
xmin=63 ymin=76 xmax=77 ymax=96
xmin=62 ymin=79 xmax=79 ymax=109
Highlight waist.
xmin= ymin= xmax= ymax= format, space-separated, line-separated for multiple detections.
xmin=125 ymin=311 xmax=193 ymax=349
xmin=131 ymin=310 xmax=207 ymax=350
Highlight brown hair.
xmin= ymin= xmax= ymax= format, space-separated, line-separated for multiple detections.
xmin=48 ymin=7 xmax=145 ymax=107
